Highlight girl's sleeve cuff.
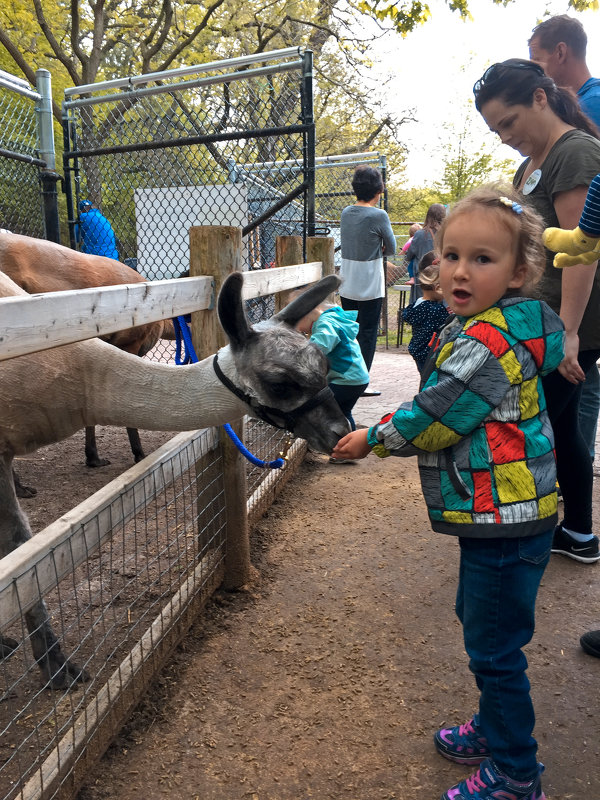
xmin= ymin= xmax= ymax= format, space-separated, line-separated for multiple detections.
xmin=367 ymin=425 xmax=391 ymax=458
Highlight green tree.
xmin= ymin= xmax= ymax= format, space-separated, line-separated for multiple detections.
xmin=356 ymin=0 xmax=598 ymax=35
xmin=432 ymin=107 xmax=515 ymax=204
xmin=0 ymin=0 xmax=407 ymax=179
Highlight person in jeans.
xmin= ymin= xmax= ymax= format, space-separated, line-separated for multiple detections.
xmin=339 ymin=165 xmax=396 ymax=397
xmin=540 ymin=176 xmax=600 ymax=658
xmin=332 ymin=186 xmax=564 ymax=800
xmin=474 ymin=59 xmax=600 ymax=565
xmin=528 ymin=13 xmax=600 ymax=465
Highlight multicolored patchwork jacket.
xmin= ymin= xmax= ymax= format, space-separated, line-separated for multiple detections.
xmin=367 ymin=297 xmax=565 ymax=538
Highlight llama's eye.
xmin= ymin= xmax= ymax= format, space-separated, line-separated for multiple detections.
xmin=269 ymin=381 xmax=293 ymax=397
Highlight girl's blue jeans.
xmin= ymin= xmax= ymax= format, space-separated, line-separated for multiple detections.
xmin=456 ymin=529 xmax=553 ymax=781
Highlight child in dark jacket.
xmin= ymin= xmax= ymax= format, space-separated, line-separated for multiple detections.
xmin=332 ymin=186 xmax=565 ymax=800
xmin=402 ymin=258 xmax=450 ymax=372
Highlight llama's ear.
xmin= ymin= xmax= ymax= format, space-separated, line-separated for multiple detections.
xmin=218 ymin=272 xmax=255 ymax=349
xmin=274 ymin=274 xmax=341 ymax=327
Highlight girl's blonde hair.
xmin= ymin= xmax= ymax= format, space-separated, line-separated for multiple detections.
xmin=435 ymin=184 xmax=546 ymax=293
xmin=419 ymin=263 xmax=441 ymax=288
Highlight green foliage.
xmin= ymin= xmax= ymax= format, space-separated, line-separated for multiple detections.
xmin=356 ymin=0 xmax=597 ymax=34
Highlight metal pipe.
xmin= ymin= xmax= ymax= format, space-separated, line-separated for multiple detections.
xmin=36 ymin=69 xmax=55 ymax=171
xmin=63 ymin=122 xmax=310 ymax=160
xmin=0 ymin=76 xmax=40 ymax=101
xmin=64 ymin=61 xmax=303 ymax=110
xmin=0 ymin=147 xmax=46 ymax=167
xmin=64 ymin=47 xmax=303 ymax=97
xmin=242 ymin=182 xmax=308 ymax=237
xmin=301 ymin=50 xmax=315 ymax=244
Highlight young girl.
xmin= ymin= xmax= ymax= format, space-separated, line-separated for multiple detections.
xmin=332 ymin=186 xmax=565 ymax=800
xmin=402 ymin=256 xmax=450 ymax=372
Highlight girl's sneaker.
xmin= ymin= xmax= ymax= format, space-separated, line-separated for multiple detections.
xmin=441 ymin=758 xmax=546 ymax=800
xmin=434 ymin=715 xmax=490 ymax=764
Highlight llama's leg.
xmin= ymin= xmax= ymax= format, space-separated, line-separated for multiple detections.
xmin=25 ymin=602 xmax=89 ymax=688
xmin=0 ymin=635 xmax=18 ymax=657
xmin=12 ymin=468 xmax=37 ymax=498
xmin=126 ymin=427 xmax=146 ymax=462
xmin=85 ymin=425 xmax=110 ymax=467
xmin=0 ymin=458 xmax=90 ymax=687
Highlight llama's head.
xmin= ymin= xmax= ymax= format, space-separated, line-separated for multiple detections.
xmin=218 ymin=273 xmax=351 ymax=454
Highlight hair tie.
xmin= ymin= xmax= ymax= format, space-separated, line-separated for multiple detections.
xmin=499 ymin=196 xmax=523 ymax=214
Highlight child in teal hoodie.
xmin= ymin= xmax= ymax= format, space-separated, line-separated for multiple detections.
xmin=295 ymin=298 xmax=369 ymax=435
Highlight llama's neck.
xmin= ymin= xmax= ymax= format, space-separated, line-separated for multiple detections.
xmin=85 ymin=343 xmax=247 ymax=431
xmin=0 ymin=340 xmax=249 ymax=456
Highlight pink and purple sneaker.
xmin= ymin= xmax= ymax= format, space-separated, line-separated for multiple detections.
xmin=441 ymin=758 xmax=546 ymax=800
xmin=434 ymin=715 xmax=490 ymax=765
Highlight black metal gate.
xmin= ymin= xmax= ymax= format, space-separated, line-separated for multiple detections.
xmin=61 ymin=48 xmax=316 ymax=328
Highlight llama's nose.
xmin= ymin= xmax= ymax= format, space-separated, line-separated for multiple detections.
xmin=333 ymin=418 xmax=351 ymax=439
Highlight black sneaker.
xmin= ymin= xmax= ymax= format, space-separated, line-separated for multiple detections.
xmin=580 ymin=630 xmax=600 ymax=658
xmin=551 ymin=525 xmax=600 ymax=563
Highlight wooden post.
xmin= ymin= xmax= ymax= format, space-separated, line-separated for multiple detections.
xmin=306 ymin=237 xmax=334 ymax=278
xmin=307 ymin=237 xmax=335 ymax=301
xmin=274 ymin=235 xmax=303 ymax=312
xmin=189 ymin=226 xmax=252 ymax=589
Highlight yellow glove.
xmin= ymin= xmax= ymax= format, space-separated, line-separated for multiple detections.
xmin=542 ymin=225 xmax=600 ymax=268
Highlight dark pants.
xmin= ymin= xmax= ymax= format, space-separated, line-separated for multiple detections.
xmin=330 ymin=382 xmax=368 ymax=431
xmin=457 ymin=530 xmax=553 ymax=780
xmin=339 ymin=296 xmax=383 ymax=373
xmin=542 ymin=348 xmax=600 ymax=534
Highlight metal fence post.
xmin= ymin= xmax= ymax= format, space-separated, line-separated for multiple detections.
xmin=35 ymin=68 xmax=61 ymax=243
xmin=189 ymin=226 xmax=252 ymax=589
xmin=301 ymin=50 xmax=316 ymax=248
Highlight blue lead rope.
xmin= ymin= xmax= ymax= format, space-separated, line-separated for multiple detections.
xmin=172 ymin=316 xmax=286 ymax=469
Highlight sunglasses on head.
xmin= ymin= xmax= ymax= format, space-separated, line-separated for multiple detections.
xmin=473 ymin=60 xmax=546 ymax=95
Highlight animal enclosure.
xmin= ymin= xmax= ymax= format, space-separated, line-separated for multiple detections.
xmin=0 ymin=232 xmax=334 ymax=800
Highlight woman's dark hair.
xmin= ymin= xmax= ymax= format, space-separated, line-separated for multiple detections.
xmin=423 ymin=203 xmax=446 ymax=233
xmin=351 ymin=165 xmax=384 ymax=202
xmin=473 ymin=59 xmax=599 ymax=139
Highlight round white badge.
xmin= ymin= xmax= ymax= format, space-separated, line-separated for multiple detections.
xmin=522 ymin=168 xmax=542 ymax=195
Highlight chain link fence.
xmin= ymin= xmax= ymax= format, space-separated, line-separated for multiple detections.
xmin=0 ymin=70 xmax=47 ymax=237
xmin=62 ymin=48 xmax=314 ymax=332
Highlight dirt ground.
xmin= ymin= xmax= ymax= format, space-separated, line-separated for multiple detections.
xmin=14 ymin=424 xmax=600 ymax=800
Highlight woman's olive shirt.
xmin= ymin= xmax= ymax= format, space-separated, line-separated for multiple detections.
xmin=514 ymin=129 xmax=600 ymax=351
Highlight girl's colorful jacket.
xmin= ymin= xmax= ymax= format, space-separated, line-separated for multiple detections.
xmin=367 ymin=297 xmax=565 ymax=538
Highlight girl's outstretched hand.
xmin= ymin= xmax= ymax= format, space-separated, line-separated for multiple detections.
xmin=331 ymin=428 xmax=372 ymax=460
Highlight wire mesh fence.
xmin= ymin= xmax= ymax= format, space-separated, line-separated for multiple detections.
xmin=0 ymin=430 xmax=226 ymax=800
xmin=0 ymin=70 xmax=46 ymax=238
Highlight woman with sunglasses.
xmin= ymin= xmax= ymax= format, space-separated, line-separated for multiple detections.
xmin=474 ymin=59 xmax=600 ymax=567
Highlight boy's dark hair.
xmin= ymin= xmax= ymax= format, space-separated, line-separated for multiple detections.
xmin=418 ymin=250 xmax=437 ymax=271
xmin=351 ymin=165 xmax=384 ymax=202
xmin=529 ymin=15 xmax=587 ymax=59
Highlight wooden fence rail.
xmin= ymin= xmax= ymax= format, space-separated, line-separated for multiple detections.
xmin=0 ymin=228 xmax=334 ymax=800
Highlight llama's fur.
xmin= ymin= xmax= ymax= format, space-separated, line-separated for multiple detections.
xmin=0 ymin=270 xmax=349 ymax=687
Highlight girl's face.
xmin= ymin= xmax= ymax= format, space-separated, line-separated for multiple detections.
xmin=480 ymin=92 xmax=545 ymax=157
xmin=438 ymin=209 xmax=526 ymax=317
